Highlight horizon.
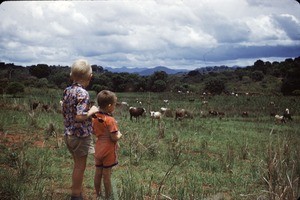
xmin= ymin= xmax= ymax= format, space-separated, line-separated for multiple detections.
xmin=1 ymin=55 xmax=298 ymax=71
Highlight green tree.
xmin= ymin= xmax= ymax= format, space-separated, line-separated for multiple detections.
xmin=204 ymin=79 xmax=225 ymax=95
xmin=251 ymin=71 xmax=264 ymax=81
xmin=29 ymin=64 xmax=51 ymax=78
xmin=281 ymin=60 xmax=300 ymax=95
xmin=253 ymin=59 xmax=267 ymax=74
xmin=91 ymin=84 xmax=109 ymax=93
xmin=48 ymin=72 xmax=69 ymax=89
xmin=35 ymin=78 xmax=49 ymax=88
xmin=148 ymin=71 xmax=168 ymax=92
xmin=152 ymin=80 xmax=167 ymax=92
xmin=6 ymin=82 xmax=25 ymax=96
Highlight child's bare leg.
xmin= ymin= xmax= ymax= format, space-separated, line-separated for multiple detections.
xmin=94 ymin=167 xmax=103 ymax=198
xmin=71 ymin=155 xmax=87 ymax=197
xmin=102 ymin=168 xmax=112 ymax=199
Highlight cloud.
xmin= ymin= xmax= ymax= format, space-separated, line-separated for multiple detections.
xmin=273 ymin=14 xmax=300 ymax=40
xmin=0 ymin=0 xmax=299 ymax=69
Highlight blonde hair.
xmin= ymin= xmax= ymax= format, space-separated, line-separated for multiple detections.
xmin=97 ymin=90 xmax=117 ymax=109
xmin=70 ymin=59 xmax=92 ymax=81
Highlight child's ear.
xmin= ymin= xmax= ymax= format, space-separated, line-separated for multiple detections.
xmin=108 ymin=104 xmax=111 ymax=107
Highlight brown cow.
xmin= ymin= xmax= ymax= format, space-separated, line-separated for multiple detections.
xmin=129 ymin=107 xmax=146 ymax=121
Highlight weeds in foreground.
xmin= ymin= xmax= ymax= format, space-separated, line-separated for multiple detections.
xmin=262 ymin=135 xmax=300 ymax=200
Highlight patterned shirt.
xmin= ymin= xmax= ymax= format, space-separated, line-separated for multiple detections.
xmin=62 ymin=83 xmax=92 ymax=137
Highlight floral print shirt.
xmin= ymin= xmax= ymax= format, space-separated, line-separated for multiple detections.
xmin=62 ymin=83 xmax=92 ymax=137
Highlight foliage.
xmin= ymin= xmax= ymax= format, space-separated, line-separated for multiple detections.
xmin=6 ymin=82 xmax=25 ymax=95
xmin=28 ymin=64 xmax=51 ymax=79
xmin=281 ymin=63 xmax=300 ymax=96
xmin=204 ymin=79 xmax=225 ymax=94
xmin=1 ymin=56 xmax=300 ymax=95
xmin=0 ymin=91 xmax=300 ymax=199
xmin=48 ymin=72 xmax=69 ymax=89
xmin=251 ymin=70 xmax=264 ymax=81
xmin=151 ymin=80 xmax=167 ymax=92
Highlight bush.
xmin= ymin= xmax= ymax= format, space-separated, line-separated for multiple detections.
xmin=251 ymin=71 xmax=264 ymax=81
xmin=204 ymin=79 xmax=225 ymax=95
xmin=6 ymin=82 xmax=25 ymax=96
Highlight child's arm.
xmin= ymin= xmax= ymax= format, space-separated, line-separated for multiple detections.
xmin=75 ymin=105 xmax=99 ymax=121
xmin=111 ymin=131 xmax=122 ymax=142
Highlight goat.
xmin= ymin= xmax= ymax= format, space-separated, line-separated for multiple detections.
xmin=161 ymin=107 xmax=173 ymax=118
xmin=208 ymin=110 xmax=218 ymax=116
xmin=202 ymin=100 xmax=208 ymax=105
xmin=163 ymin=99 xmax=169 ymax=105
xmin=116 ymin=101 xmax=129 ymax=110
xmin=31 ymin=101 xmax=40 ymax=110
xmin=150 ymin=111 xmax=162 ymax=123
xmin=129 ymin=107 xmax=146 ymax=121
xmin=274 ymin=114 xmax=286 ymax=124
xmin=283 ymin=108 xmax=293 ymax=121
xmin=242 ymin=111 xmax=249 ymax=117
xmin=160 ymin=107 xmax=167 ymax=113
xmin=175 ymin=109 xmax=193 ymax=120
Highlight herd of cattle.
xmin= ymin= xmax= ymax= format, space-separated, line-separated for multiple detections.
xmin=24 ymin=98 xmax=294 ymax=125
xmin=116 ymin=100 xmax=294 ymax=124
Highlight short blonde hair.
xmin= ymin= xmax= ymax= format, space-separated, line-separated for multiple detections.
xmin=97 ymin=90 xmax=117 ymax=108
xmin=70 ymin=59 xmax=92 ymax=81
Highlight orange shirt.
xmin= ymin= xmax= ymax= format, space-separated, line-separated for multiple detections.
xmin=92 ymin=112 xmax=119 ymax=168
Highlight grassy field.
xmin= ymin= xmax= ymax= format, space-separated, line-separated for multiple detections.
xmin=0 ymin=88 xmax=299 ymax=200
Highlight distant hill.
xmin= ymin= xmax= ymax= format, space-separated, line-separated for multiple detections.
xmin=193 ymin=65 xmax=239 ymax=74
xmin=105 ymin=66 xmax=188 ymax=75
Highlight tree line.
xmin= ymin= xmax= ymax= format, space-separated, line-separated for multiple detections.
xmin=0 ymin=56 xmax=299 ymax=96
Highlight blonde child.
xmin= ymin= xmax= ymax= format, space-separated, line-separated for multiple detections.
xmin=92 ymin=90 xmax=122 ymax=199
xmin=62 ymin=59 xmax=99 ymax=200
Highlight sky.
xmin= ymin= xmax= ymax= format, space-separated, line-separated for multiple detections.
xmin=0 ymin=0 xmax=300 ymax=70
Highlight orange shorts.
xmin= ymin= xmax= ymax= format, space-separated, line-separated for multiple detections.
xmin=94 ymin=142 xmax=118 ymax=168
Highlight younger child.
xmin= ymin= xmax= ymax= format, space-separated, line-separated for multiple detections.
xmin=62 ymin=59 xmax=99 ymax=200
xmin=92 ymin=90 xmax=122 ymax=200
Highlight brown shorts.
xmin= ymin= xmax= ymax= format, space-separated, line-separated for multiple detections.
xmin=64 ymin=134 xmax=94 ymax=157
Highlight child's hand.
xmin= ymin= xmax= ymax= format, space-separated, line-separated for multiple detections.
xmin=88 ymin=105 xmax=99 ymax=116
xmin=111 ymin=131 xmax=122 ymax=142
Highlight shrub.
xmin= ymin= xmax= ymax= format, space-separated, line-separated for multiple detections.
xmin=6 ymin=82 xmax=25 ymax=96
xmin=204 ymin=79 xmax=225 ymax=95
xmin=251 ymin=71 xmax=264 ymax=81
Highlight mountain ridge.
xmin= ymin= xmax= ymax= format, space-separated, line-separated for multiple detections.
xmin=104 ymin=66 xmax=188 ymax=75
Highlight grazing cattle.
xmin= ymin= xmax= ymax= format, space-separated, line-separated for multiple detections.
xmin=160 ymin=107 xmax=167 ymax=113
xmin=218 ymin=111 xmax=225 ymax=119
xmin=129 ymin=107 xmax=146 ymax=121
xmin=275 ymin=114 xmax=286 ymax=124
xmin=283 ymin=108 xmax=293 ymax=121
xmin=208 ymin=110 xmax=225 ymax=118
xmin=202 ymin=100 xmax=208 ymax=105
xmin=31 ymin=101 xmax=40 ymax=110
xmin=135 ymin=99 xmax=142 ymax=105
xmin=175 ymin=109 xmax=193 ymax=120
xmin=42 ymin=104 xmax=50 ymax=112
xmin=150 ymin=111 xmax=162 ymax=123
xmin=242 ymin=111 xmax=249 ymax=117
xmin=161 ymin=107 xmax=174 ymax=117
xmin=208 ymin=110 xmax=218 ymax=116
xmin=175 ymin=109 xmax=185 ymax=120
xmin=163 ymin=100 xmax=169 ymax=105
xmin=116 ymin=101 xmax=129 ymax=109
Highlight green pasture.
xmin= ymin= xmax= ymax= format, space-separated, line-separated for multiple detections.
xmin=0 ymin=88 xmax=299 ymax=200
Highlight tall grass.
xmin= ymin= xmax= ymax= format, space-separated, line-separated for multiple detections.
xmin=0 ymin=90 xmax=299 ymax=199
